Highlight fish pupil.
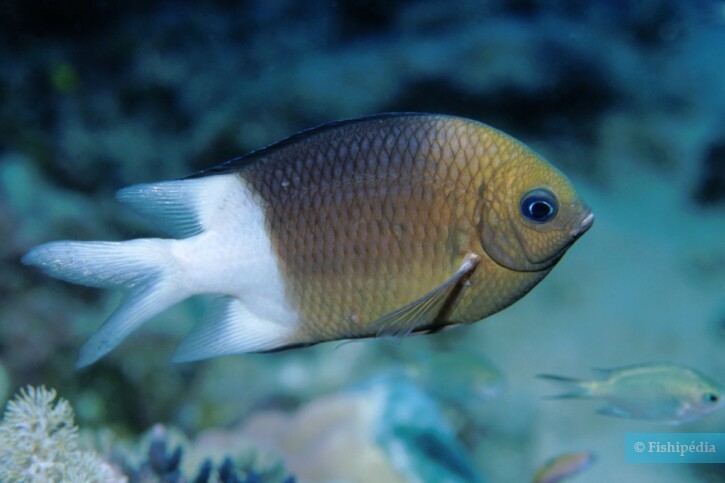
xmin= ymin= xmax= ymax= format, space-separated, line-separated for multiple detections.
xmin=521 ymin=189 xmax=558 ymax=223
xmin=704 ymin=393 xmax=719 ymax=403
xmin=530 ymin=201 xmax=553 ymax=219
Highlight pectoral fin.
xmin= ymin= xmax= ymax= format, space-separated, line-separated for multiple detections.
xmin=373 ymin=253 xmax=480 ymax=338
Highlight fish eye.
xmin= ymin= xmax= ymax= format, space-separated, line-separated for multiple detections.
xmin=520 ymin=189 xmax=558 ymax=223
xmin=703 ymin=392 xmax=719 ymax=404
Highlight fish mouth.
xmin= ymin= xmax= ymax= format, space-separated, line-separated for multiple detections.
xmin=569 ymin=209 xmax=594 ymax=239
xmin=532 ymin=208 xmax=593 ymax=267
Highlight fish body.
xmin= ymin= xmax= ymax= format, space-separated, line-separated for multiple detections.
xmin=533 ymin=451 xmax=595 ymax=483
xmin=23 ymin=113 xmax=593 ymax=367
xmin=405 ymin=351 xmax=504 ymax=405
xmin=539 ymin=363 xmax=724 ymax=423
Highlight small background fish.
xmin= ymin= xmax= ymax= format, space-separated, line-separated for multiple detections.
xmin=539 ymin=363 xmax=725 ymax=424
xmin=533 ymin=451 xmax=596 ymax=483
xmin=1 ymin=2 xmax=724 ymax=482
xmin=405 ymin=350 xmax=505 ymax=407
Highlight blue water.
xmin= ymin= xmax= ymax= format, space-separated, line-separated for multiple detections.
xmin=1 ymin=1 xmax=723 ymax=481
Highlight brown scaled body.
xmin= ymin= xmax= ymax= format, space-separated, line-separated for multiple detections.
xmin=205 ymin=113 xmax=591 ymax=344
xmin=24 ymin=113 xmax=592 ymax=365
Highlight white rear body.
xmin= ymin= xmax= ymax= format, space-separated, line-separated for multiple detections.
xmin=23 ymin=173 xmax=301 ymax=367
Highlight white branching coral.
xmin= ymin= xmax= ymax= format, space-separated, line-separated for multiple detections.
xmin=0 ymin=385 xmax=124 ymax=483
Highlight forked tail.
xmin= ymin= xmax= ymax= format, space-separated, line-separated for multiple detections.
xmin=23 ymin=239 xmax=186 ymax=368
xmin=22 ymin=174 xmax=302 ymax=367
xmin=537 ymin=374 xmax=598 ymax=399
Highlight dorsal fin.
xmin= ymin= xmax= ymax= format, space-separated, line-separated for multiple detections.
xmin=116 ymin=174 xmax=246 ymax=237
xmin=185 ymin=113 xmax=441 ymax=178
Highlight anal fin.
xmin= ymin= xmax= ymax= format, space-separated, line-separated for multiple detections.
xmin=373 ymin=252 xmax=480 ymax=338
xmin=171 ymin=296 xmax=298 ymax=362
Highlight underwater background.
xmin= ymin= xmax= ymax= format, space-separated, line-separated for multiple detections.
xmin=1 ymin=0 xmax=723 ymax=482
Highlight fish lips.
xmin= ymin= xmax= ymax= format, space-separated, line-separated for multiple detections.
xmin=570 ymin=209 xmax=595 ymax=239
xmin=516 ymin=206 xmax=594 ymax=270
xmin=546 ymin=207 xmax=594 ymax=260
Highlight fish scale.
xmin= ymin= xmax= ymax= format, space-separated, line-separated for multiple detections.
xmin=244 ymin=116 xmax=524 ymax=338
xmin=272 ymin=177 xmax=457 ymax=340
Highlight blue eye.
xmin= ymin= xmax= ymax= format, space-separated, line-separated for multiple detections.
xmin=521 ymin=189 xmax=558 ymax=223
xmin=703 ymin=393 xmax=719 ymax=404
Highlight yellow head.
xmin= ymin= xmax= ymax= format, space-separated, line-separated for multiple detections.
xmin=479 ymin=144 xmax=593 ymax=272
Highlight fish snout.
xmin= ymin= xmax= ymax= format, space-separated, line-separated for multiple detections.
xmin=570 ymin=209 xmax=594 ymax=238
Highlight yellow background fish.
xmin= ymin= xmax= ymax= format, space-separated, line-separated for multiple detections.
xmin=22 ymin=113 xmax=593 ymax=366
xmin=533 ymin=451 xmax=596 ymax=483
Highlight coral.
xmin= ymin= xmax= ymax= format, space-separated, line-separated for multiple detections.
xmin=0 ymin=385 xmax=124 ymax=483
xmin=0 ymin=385 xmax=296 ymax=483
xmin=114 ymin=423 xmax=296 ymax=483
xmin=236 ymin=374 xmax=481 ymax=482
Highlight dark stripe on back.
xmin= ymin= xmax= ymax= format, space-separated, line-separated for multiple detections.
xmin=184 ymin=112 xmax=457 ymax=179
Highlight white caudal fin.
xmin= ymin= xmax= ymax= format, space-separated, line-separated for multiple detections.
xmin=172 ymin=296 xmax=298 ymax=363
xmin=22 ymin=239 xmax=187 ymax=368
xmin=22 ymin=239 xmax=171 ymax=289
xmin=23 ymin=174 xmax=302 ymax=367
